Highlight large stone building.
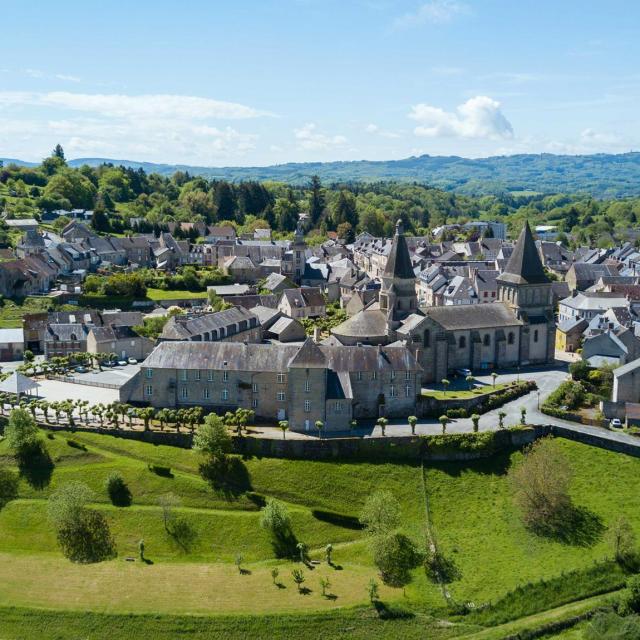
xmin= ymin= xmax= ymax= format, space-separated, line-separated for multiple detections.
xmin=128 ymin=339 xmax=421 ymax=432
xmin=331 ymin=220 xmax=555 ymax=381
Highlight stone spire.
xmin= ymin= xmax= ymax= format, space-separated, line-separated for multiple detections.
xmin=383 ymin=219 xmax=414 ymax=280
xmin=499 ymin=221 xmax=549 ymax=285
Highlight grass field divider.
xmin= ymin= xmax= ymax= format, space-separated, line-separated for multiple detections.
xmin=420 ymin=459 xmax=453 ymax=608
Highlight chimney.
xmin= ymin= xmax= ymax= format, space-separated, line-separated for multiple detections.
xmin=313 ymin=326 xmax=321 ymax=342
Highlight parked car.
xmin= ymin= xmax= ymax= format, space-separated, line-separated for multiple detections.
xmin=128 ymin=358 xmax=138 ymax=365
xmin=74 ymin=366 xmax=89 ymax=374
xmin=117 ymin=360 xmax=128 ymax=366
xmin=610 ymin=418 xmax=622 ymax=429
xmin=455 ymin=368 xmax=472 ymax=377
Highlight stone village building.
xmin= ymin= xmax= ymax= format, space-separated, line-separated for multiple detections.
xmin=127 ymin=339 xmax=421 ymax=433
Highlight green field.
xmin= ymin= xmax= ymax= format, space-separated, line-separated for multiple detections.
xmin=146 ymin=288 xmax=208 ymax=300
xmin=0 ymin=430 xmax=636 ymax=638
xmin=0 ymin=296 xmax=54 ymax=328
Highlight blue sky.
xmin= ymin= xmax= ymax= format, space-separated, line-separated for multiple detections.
xmin=1 ymin=0 xmax=639 ymax=165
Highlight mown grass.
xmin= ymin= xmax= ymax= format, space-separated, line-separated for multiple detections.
xmin=1 ymin=428 xmax=639 ymax=632
xmin=425 ymin=439 xmax=640 ymax=608
xmin=421 ymin=382 xmax=512 ymax=400
xmin=0 ymin=605 xmax=478 ymax=640
xmin=146 ymin=288 xmax=208 ymax=300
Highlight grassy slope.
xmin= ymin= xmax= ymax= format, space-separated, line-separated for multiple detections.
xmin=0 ymin=296 xmax=53 ymax=328
xmin=426 ymin=439 xmax=640 ymax=606
xmin=0 ymin=429 xmax=443 ymax=613
xmin=0 ymin=430 xmax=637 ymax=635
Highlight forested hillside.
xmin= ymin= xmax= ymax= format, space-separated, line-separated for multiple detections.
xmin=2 ymin=146 xmax=640 ymax=248
xmin=4 ymin=152 xmax=640 ymax=198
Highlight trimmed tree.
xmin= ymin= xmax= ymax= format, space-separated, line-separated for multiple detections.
xmin=471 ymin=414 xmax=480 ymax=433
xmin=439 ymin=415 xmax=449 ymax=434
xmin=408 ymin=415 xmax=418 ymax=435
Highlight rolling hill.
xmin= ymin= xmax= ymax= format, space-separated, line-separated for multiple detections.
xmin=3 ymin=152 xmax=640 ymax=197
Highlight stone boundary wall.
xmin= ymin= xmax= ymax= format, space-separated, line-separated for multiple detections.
xmin=6 ymin=416 xmax=640 ymax=461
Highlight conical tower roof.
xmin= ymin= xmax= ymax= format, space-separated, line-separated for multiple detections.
xmin=498 ymin=221 xmax=549 ymax=285
xmin=383 ymin=219 xmax=414 ymax=280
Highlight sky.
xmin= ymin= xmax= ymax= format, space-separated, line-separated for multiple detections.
xmin=1 ymin=0 xmax=639 ymax=166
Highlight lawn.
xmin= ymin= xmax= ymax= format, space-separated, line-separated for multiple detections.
xmin=147 ymin=288 xmax=208 ymax=300
xmin=0 ymin=429 xmax=637 ymax=637
xmin=421 ymin=381 xmax=513 ymax=400
xmin=0 ymin=296 xmax=54 ymax=328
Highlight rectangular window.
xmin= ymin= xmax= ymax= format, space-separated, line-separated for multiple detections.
xmin=145 ymin=368 xmax=153 ymax=379
xmin=181 ymin=387 xmax=188 ymax=399
xmin=252 ymin=383 xmax=258 ymax=393
xmin=277 ymin=391 xmax=286 ymax=401
xmin=145 ymin=385 xmax=153 ymax=396
xmin=194 ymin=370 xmax=200 ymax=381
xmin=372 ymin=371 xmax=377 ymax=380
xmin=356 ymin=371 xmax=362 ymax=381
xmin=334 ymin=402 xmax=342 ymax=412
xmin=221 ymin=389 xmax=229 ymax=401
xmin=405 ymin=385 xmax=412 ymax=398
xmin=207 ymin=370 xmax=214 ymax=381
xmin=390 ymin=385 xmax=396 ymax=397
xmin=223 ymin=371 xmax=228 ymax=382
xmin=405 ymin=371 xmax=411 ymax=380
xmin=304 ymin=379 xmax=310 ymax=392
xmin=252 ymin=398 xmax=258 ymax=409
xmin=304 ymin=400 xmax=311 ymax=412
xmin=180 ymin=370 xmax=188 ymax=381
xmin=277 ymin=373 xmax=285 ymax=383
xmin=203 ymin=388 xmax=210 ymax=400
xmin=390 ymin=370 xmax=395 ymax=379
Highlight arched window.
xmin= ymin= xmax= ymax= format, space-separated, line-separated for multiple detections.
xmin=534 ymin=329 xmax=539 ymax=343
xmin=458 ymin=336 xmax=466 ymax=349
xmin=423 ymin=330 xmax=430 ymax=348
xmin=483 ymin=334 xmax=491 ymax=347
xmin=70 ymin=333 xmax=77 ymax=341
xmin=507 ymin=331 xmax=515 ymax=345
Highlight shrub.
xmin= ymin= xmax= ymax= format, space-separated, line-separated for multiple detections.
xmin=104 ymin=471 xmax=132 ymax=507
xmin=148 ymin=464 xmax=173 ymax=477
xmin=66 ymin=439 xmax=87 ymax=451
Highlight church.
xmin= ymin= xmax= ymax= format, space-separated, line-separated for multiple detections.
xmin=330 ymin=220 xmax=556 ymax=382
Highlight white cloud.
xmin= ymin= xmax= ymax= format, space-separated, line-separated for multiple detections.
xmin=365 ymin=123 xmax=401 ymax=138
xmin=394 ymin=0 xmax=469 ymax=29
xmin=0 ymin=91 xmax=268 ymax=164
xmin=580 ymin=128 xmax=622 ymax=145
xmin=55 ymin=74 xmax=81 ymax=83
xmin=0 ymin=91 xmax=270 ymax=120
xmin=409 ymin=96 xmax=514 ymax=139
xmin=294 ymin=123 xmax=347 ymax=150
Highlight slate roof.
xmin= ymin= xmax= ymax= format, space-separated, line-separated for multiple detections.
xmin=331 ymin=307 xmax=388 ymax=339
xmin=288 ymin=337 xmax=327 ymax=368
xmin=424 ymin=303 xmax=521 ymax=330
xmin=383 ymin=220 xmax=414 ymax=280
xmin=143 ymin=341 xmax=420 ymax=373
xmin=498 ymin=221 xmax=549 ymax=285
xmin=160 ymin=307 xmax=257 ymax=340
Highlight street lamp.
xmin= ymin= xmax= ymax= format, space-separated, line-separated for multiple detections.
xmin=517 ymin=366 xmax=520 ymax=383
xmin=537 ymin=391 xmax=540 ymax=410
